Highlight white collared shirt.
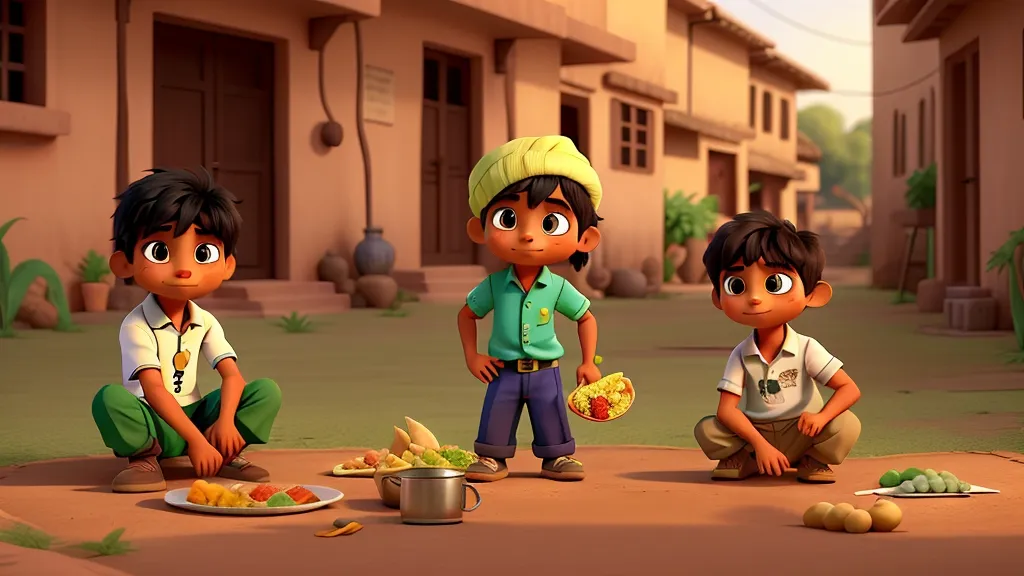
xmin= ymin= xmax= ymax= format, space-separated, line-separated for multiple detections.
xmin=119 ymin=294 xmax=237 ymax=406
xmin=717 ymin=325 xmax=843 ymax=422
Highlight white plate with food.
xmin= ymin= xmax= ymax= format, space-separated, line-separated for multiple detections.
xmin=854 ymin=485 xmax=1000 ymax=498
xmin=165 ymin=480 xmax=344 ymax=515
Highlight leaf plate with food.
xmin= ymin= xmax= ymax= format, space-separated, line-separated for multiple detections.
xmin=164 ymin=480 xmax=343 ymax=516
xmin=331 ymin=417 xmax=478 ymax=477
xmin=568 ymin=372 xmax=635 ymax=422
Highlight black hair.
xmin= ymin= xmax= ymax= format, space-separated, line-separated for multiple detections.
xmin=703 ymin=210 xmax=824 ymax=296
xmin=112 ymin=168 xmax=243 ymax=262
xmin=479 ymin=175 xmax=602 ymax=271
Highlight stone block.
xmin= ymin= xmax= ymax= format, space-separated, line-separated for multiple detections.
xmin=944 ymin=297 xmax=998 ymax=331
xmin=946 ymin=285 xmax=991 ymax=299
xmin=605 ymin=269 xmax=647 ymax=298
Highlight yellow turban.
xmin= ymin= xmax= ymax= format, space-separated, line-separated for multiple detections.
xmin=467 ymin=136 xmax=602 ymax=218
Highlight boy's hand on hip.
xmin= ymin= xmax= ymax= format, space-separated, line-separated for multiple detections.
xmin=188 ymin=439 xmax=225 ymax=478
xmin=467 ymin=353 xmax=504 ymax=383
xmin=797 ymin=412 xmax=828 ymax=437
xmin=754 ymin=444 xmax=790 ymax=476
xmin=205 ymin=419 xmax=246 ymax=459
xmin=576 ymin=362 xmax=601 ymax=387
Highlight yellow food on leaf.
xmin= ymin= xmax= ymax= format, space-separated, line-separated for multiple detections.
xmin=405 ymin=417 xmax=440 ymax=450
xmin=389 ymin=426 xmax=412 ymax=456
xmin=570 ymin=372 xmax=632 ymax=418
xmin=408 ymin=443 xmax=426 ymax=456
xmin=384 ymin=453 xmax=412 ymax=469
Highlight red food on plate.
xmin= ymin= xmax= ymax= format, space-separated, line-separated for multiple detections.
xmin=285 ymin=485 xmax=320 ymax=505
xmin=248 ymin=484 xmax=284 ymax=502
xmin=590 ymin=396 xmax=610 ymax=420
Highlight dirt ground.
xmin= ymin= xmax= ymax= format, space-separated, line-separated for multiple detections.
xmin=0 ymin=447 xmax=1021 ymax=576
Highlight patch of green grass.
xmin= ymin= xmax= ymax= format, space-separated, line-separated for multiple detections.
xmin=396 ymin=289 xmax=419 ymax=303
xmin=1005 ymin=350 xmax=1024 ymax=364
xmin=0 ymin=524 xmax=56 ymax=550
xmin=891 ymin=292 xmax=916 ymax=304
xmin=276 ymin=311 xmax=314 ymax=333
xmin=1 ymin=287 xmax=1022 ymax=465
xmin=74 ymin=528 xmax=135 ymax=557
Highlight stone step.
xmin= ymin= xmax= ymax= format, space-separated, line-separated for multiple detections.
xmin=393 ymin=266 xmax=486 ymax=295
xmin=946 ymin=285 xmax=991 ymax=299
xmin=197 ymin=293 xmax=350 ymax=318
xmin=944 ymin=296 xmax=998 ymax=331
xmin=211 ymin=280 xmax=337 ymax=300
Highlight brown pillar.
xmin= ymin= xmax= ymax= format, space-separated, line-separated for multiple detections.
xmin=116 ymin=0 xmax=130 ymax=193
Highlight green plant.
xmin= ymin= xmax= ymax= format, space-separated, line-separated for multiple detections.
xmin=663 ymin=257 xmax=676 ymax=282
xmin=381 ymin=296 xmax=409 ymax=317
xmin=905 ymin=163 xmax=937 ymax=210
xmin=664 ymin=190 xmax=719 ymax=247
xmin=986 ymin=226 xmax=1024 ymax=360
xmin=0 ymin=523 xmax=55 ymax=550
xmin=0 ymin=218 xmax=76 ymax=338
xmin=78 ymin=249 xmax=111 ymax=283
xmin=74 ymin=528 xmax=135 ymax=557
xmin=891 ymin=292 xmax=916 ymax=305
xmin=277 ymin=311 xmax=314 ymax=333
xmin=396 ymin=288 xmax=419 ymax=303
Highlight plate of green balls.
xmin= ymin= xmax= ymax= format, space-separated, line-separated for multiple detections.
xmin=854 ymin=467 xmax=1000 ymax=498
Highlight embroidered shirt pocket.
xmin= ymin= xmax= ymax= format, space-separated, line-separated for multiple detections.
xmin=537 ymin=307 xmax=551 ymax=326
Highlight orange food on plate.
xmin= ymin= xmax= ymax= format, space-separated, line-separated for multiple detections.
xmin=285 ymin=485 xmax=320 ymax=505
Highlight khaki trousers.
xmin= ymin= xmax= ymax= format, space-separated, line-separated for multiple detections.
xmin=693 ymin=411 xmax=861 ymax=465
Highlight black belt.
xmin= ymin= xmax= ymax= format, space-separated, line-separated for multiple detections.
xmin=504 ymin=359 xmax=559 ymax=373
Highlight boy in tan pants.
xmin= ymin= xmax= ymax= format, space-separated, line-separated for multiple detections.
xmin=693 ymin=211 xmax=862 ymax=483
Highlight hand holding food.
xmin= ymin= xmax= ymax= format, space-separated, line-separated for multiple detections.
xmin=804 ymin=499 xmax=902 ymax=533
xmin=754 ymin=444 xmax=790 ymax=476
xmin=188 ymin=439 xmax=225 ymax=478
xmin=569 ymin=372 xmax=634 ymax=421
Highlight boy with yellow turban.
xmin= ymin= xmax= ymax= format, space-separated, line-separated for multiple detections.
xmin=457 ymin=136 xmax=604 ymax=482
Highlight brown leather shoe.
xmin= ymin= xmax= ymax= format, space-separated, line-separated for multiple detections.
xmin=217 ymin=454 xmax=270 ymax=483
xmin=540 ymin=456 xmax=585 ymax=481
xmin=710 ymin=450 xmax=759 ymax=481
xmin=111 ymin=439 xmax=166 ymax=493
xmin=465 ymin=457 xmax=509 ymax=482
xmin=797 ymin=456 xmax=836 ymax=483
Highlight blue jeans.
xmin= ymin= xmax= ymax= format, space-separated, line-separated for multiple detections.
xmin=474 ymin=365 xmax=575 ymax=459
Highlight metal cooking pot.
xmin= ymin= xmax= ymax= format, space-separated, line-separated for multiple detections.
xmin=386 ymin=467 xmax=482 ymax=525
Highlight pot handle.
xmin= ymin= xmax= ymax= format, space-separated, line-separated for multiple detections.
xmin=386 ymin=476 xmax=401 ymax=487
xmin=462 ymin=482 xmax=482 ymax=512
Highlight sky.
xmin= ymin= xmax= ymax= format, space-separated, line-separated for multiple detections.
xmin=713 ymin=0 xmax=873 ymax=128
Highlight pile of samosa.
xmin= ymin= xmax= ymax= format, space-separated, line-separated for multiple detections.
xmin=334 ymin=417 xmax=478 ymax=473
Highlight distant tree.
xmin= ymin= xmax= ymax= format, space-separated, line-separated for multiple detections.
xmin=798 ymin=104 xmax=872 ymax=207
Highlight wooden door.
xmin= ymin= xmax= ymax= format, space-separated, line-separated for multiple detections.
xmin=707 ymin=151 xmax=737 ymax=215
xmin=943 ymin=41 xmax=981 ymax=286
xmin=153 ymin=22 xmax=275 ymax=279
xmin=421 ymin=49 xmax=475 ymax=266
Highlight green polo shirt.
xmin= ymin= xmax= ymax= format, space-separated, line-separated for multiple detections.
xmin=467 ymin=266 xmax=591 ymax=361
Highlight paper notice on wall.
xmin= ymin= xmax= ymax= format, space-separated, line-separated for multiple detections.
xmin=363 ymin=65 xmax=395 ymax=126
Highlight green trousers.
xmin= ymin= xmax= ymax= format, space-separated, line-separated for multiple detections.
xmin=91 ymin=379 xmax=281 ymax=459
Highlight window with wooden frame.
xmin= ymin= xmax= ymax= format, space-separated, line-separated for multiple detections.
xmin=748 ymin=85 xmax=756 ymax=128
xmin=917 ymin=98 xmax=925 ymax=169
xmin=0 ymin=0 xmax=44 ymax=105
xmin=761 ymin=90 xmax=773 ymax=133
xmin=780 ymin=98 xmax=790 ymax=140
xmin=611 ymin=99 xmax=654 ymax=173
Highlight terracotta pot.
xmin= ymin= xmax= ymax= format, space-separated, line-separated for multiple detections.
xmin=317 ymin=251 xmax=352 ymax=294
xmin=356 ymin=274 xmax=399 ymax=308
xmin=80 ymin=282 xmax=111 ymax=312
xmin=605 ymin=269 xmax=647 ymax=298
xmin=664 ymin=244 xmax=687 ymax=284
xmin=586 ymin=266 xmax=612 ymax=291
xmin=353 ymin=227 xmax=395 ymax=276
xmin=640 ymin=257 xmax=662 ymax=293
xmin=680 ymin=237 xmax=709 ymax=284
xmin=915 ymin=278 xmax=947 ymax=313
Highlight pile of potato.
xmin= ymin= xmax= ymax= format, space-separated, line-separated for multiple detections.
xmin=802 ymin=499 xmax=902 ymax=534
